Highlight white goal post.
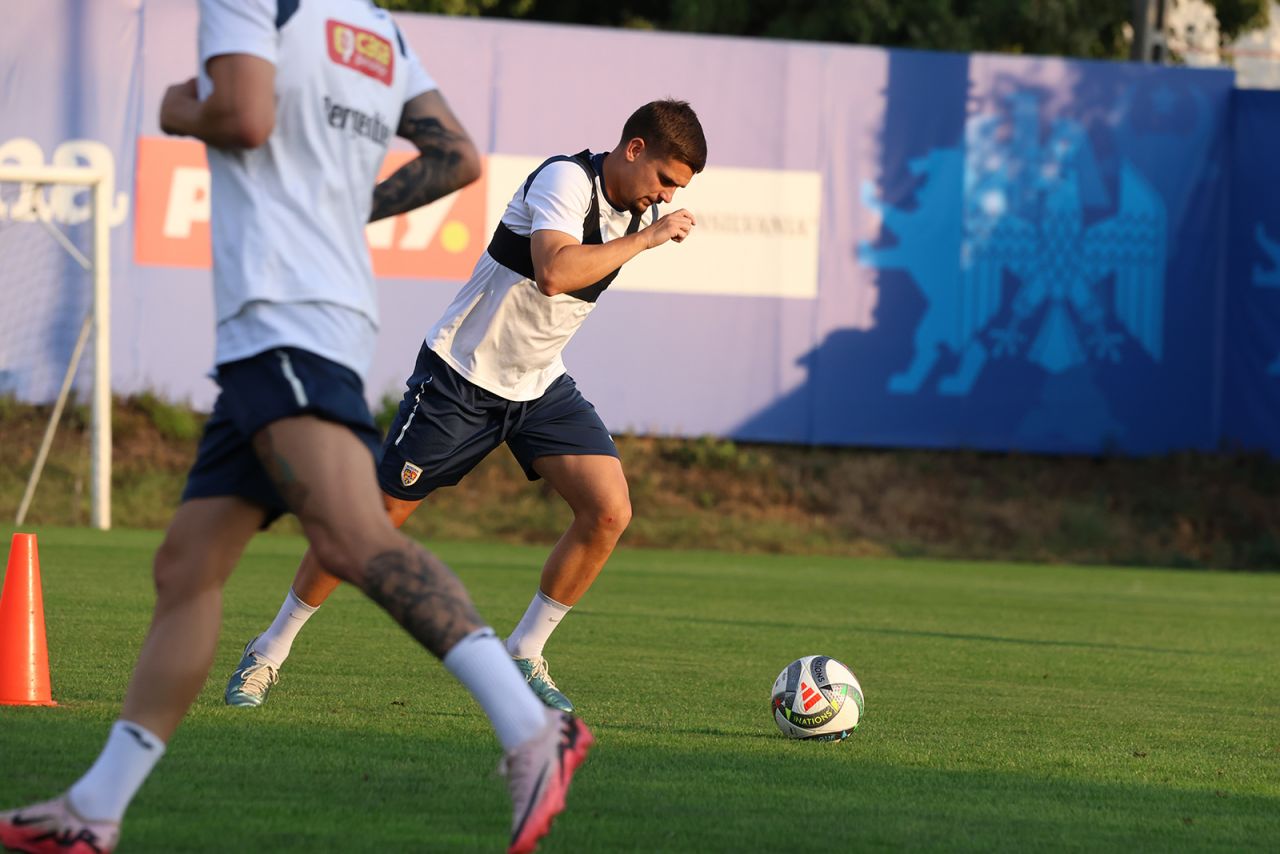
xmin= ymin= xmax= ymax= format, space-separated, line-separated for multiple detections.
xmin=0 ymin=164 xmax=112 ymax=530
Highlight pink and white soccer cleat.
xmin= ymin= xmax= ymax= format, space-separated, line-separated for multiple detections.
xmin=501 ymin=708 xmax=594 ymax=854
xmin=0 ymin=795 xmax=118 ymax=854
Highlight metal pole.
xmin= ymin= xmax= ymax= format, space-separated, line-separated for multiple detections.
xmin=1131 ymin=0 xmax=1169 ymax=63
xmin=1152 ymin=0 xmax=1168 ymax=63
xmin=1132 ymin=0 xmax=1153 ymax=61
xmin=15 ymin=314 xmax=93 ymax=526
xmin=91 ymin=177 xmax=112 ymax=530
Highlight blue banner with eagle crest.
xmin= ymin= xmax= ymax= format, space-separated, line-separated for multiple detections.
xmin=738 ymin=53 xmax=1234 ymax=454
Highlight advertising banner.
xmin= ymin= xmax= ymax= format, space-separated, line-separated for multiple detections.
xmin=0 ymin=1 xmax=1260 ymax=455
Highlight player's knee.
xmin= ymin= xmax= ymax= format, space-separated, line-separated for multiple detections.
xmin=584 ymin=498 xmax=631 ymax=541
xmin=151 ymin=536 xmax=211 ymax=600
xmin=151 ymin=543 xmax=183 ymax=600
xmin=305 ymin=532 xmax=359 ymax=583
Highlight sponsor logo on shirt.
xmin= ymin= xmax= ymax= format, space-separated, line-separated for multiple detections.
xmin=326 ymin=20 xmax=394 ymax=85
xmin=323 ymin=96 xmax=392 ymax=147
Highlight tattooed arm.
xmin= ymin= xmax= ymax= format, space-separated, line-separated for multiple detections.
xmin=369 ymin=90 xmax=481 ymax=223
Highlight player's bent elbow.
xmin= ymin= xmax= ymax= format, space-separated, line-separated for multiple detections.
xmin=531 ymin=242 xmax=575 ymax=295
xmin=232 ymin=115 xmax=274 ymax=149
xmin=456 ymin=147 xmax=482 ymax=190
xmin=534 ymin=274 xmax=564 ymax=297
xmin=531 ymin=262 xmax=557 ymax=295
xmin=205 ymin=95 xmax=275 ymax=149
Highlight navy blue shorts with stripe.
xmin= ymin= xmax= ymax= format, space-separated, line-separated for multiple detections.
xmin=377 ymin=344 xmax=619 ymax=501
xmin=182 ymin=347 xmax=382 ymax=525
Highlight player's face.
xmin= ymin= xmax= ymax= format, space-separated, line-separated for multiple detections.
xmin=625 ymin=149 xmax=693 ymax=215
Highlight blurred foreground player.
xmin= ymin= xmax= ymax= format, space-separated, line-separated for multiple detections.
xmin=0 ymin=2 xmax=590 ymax=853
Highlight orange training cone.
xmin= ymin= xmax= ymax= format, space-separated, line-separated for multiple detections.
xmin=0 ymin=533 xmax=56 ymax=706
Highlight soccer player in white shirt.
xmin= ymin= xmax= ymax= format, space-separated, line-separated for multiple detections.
xmin=223 ymin=100 xmax=706 ymax=714
xmin=0 ymin=3 xmax=590 ymax=853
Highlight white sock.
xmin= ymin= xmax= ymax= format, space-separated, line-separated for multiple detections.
xmin=253 ymin=588 xmax=319 ymax=667
xmin=506 ymin=590 xmax=571 ymax=660
xmin=67 ymin=720 xmax=166 ymax=823
xmin=444 ymin=628 xmax=549 ymax=751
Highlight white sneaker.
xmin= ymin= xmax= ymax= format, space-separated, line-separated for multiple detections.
xmin=500 ymin=708 xmax=594 ymax=854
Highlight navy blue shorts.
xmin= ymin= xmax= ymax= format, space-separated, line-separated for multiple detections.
xmin=377 ymin=345 xmax=619 ymax=500
xmin=182 ymin=347 xmax=382 ymax=524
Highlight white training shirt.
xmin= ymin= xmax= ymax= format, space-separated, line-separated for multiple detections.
xmin=198 ymin=0 xmax=436 ymax=380
xmin=428 ymin=155 xmax=658 ymax=401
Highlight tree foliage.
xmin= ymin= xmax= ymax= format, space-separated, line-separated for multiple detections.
xmin=1209 ymin=0 xmax=1272 ymax=39
xmin=376 ymin=0 xmax=1270 ymax=59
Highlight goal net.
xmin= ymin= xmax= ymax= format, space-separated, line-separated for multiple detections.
xmin=0 ymin=165 xmax=112 ymax=529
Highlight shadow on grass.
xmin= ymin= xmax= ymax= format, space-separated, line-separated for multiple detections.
xmin=573 ymin=608 xmax=1227 ymax=658
xmin=0 ymin=711 xmax=1274 ymax=853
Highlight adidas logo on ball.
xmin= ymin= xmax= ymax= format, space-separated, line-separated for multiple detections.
xmin=771 ymin=655 xmax=863 ymax=741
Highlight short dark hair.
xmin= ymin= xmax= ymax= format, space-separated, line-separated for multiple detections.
xmin=620 ymin=100 xmax=707 ymax=174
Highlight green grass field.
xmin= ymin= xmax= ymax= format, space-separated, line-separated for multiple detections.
xmin=1 ymin=527 xmax=1277 ymax=852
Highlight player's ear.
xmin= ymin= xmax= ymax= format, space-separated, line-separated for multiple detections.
xmin=625 ymin=137 xmax=646 ymax=162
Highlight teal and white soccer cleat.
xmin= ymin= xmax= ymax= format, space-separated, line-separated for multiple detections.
xmin=0 ymin=793 xmax=119 ymax=854
xmin=501 ymin=708 xmax=594 ymax=854
xmin=223 ymin=637 xmax=279 ymax=708
xmin=513 ymin=656 xmax=574 ymax=713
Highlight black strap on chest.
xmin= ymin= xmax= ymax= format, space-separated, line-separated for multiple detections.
xmin=485 ymin=150 xmax=647 ymax=303
xmin=276 ymin=0 xmax=300 ymax=29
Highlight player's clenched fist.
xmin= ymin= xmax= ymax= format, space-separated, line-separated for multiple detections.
xmin=644 ymin=208 xmax=696 ymax=248
xmin=159 ymin=78 xmax=199 ymax=137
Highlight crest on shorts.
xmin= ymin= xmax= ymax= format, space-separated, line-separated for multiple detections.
xmin=400 ymin=461 xmax=423 ymax=488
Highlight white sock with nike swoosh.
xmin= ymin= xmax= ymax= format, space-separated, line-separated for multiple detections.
xmin=67 ymin=720 xmax=166 ymax=822
xmin=444 ymin=628 xmax=547 ymax=751
xmin=506 ymin=590 xmax=571 ymax=660
xmin=253 ymin=587 xmax=320 ymax=668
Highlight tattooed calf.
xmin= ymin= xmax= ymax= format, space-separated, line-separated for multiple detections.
xmin=362 ymin=547 xmax=484 ymax=657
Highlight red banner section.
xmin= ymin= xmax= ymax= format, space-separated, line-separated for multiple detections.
xmin=133 ymin=136 xmax=486 ymax=280
xmin=367 ymin=149 xmax=487 ymax=280
xmin=134 ymin=136 xmax=211 ymax=269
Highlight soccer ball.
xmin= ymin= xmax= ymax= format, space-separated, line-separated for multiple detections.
xmin=771 ymin=655 xmax=863 ymax=741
